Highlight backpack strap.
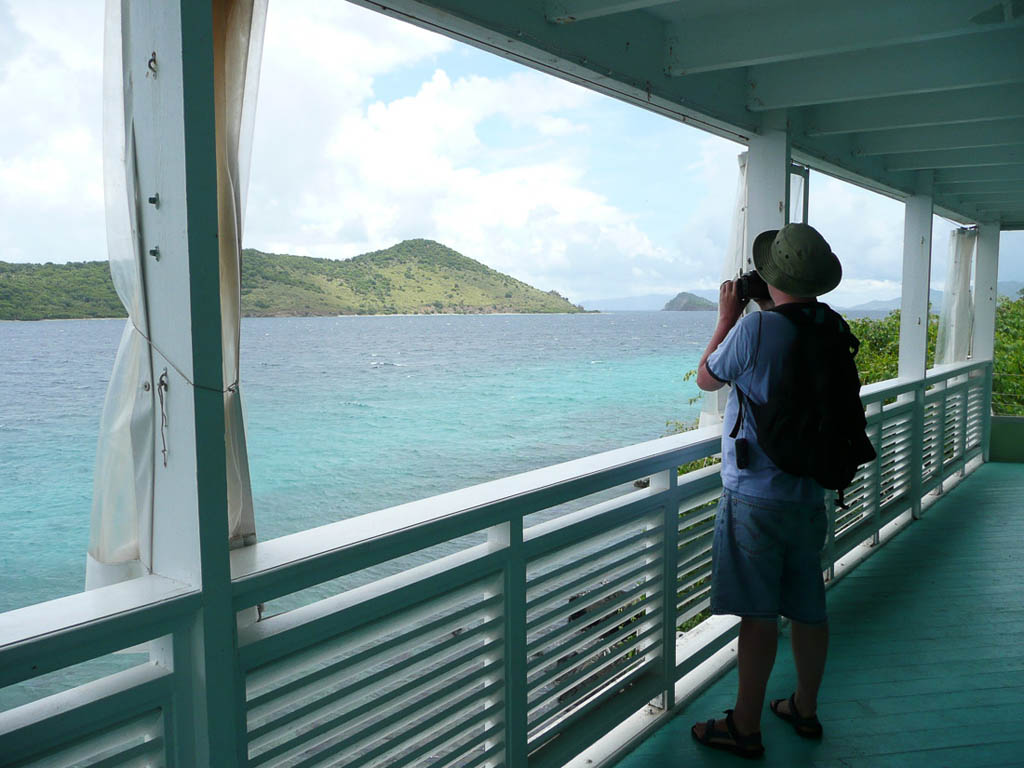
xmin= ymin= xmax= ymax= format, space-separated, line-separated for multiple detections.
xmin=728 ymin=313 xmax=763 ymax=440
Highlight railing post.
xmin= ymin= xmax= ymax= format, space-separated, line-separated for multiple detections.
xmin=957 ymin=374 xmax=969 ymax=475
xmin=824 ymin=491 xmax=837 ymax=582
xmin=935 ymin=378 xmax=948 ymax=492
xmin=867 ymin=402 xmax=883 ymax=544
xmin=910 ymin=384 xmax=925 ymax=519
xmin=982 ymin=363 xmax=994 ymax=462
xmin=653 ymin=468 xmax=678 ymax=709
xmin=491 ymin=518 xmax=527 ymax=766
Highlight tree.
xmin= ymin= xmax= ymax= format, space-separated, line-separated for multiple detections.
xmin=846 ymin=298 xmax=1024 ymax=416
xmin=992 ymin=292 xmax=1024 ymax=415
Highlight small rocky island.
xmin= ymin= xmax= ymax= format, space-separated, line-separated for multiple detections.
xmin=663 ymin=291 xmax=716 ymax=311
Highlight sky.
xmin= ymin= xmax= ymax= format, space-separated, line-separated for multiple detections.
xmin=1 ymin=0 xmax=1022 ymax=308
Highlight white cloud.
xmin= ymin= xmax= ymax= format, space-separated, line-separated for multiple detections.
xmin=0 ymin=0 xmax=104 ymax=263
xmin=3 ymin=0 xmax=1023 ymax=303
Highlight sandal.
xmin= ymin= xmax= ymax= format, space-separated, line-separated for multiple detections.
xmin=769 ymin=693 xmax=823 ymax=739
xmin=691 ymin=709 xmax=765 ymax=759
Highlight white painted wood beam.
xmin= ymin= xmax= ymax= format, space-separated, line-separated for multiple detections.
xmin=545 ymin=0 xmax=675 ymax=24
xmin=748 ymin=28 xmax=1024 ymax=111
xmin=804 ymin=86 xmax=1024 ymax=136
xmin=935 ymin=166 xmax=1024 ymax=185
xmin=666 ymin=0 xmax=1023 ymax=76
xmin=745 ymin=111 xmax=790 ymax=272
xmin=855 ymin=119 xmax=1024 ymax=157
xmin=972 ymin=222 xmax=1000 ymax=362
xmin=952 ymin=188 xmax=1024 ymax=200
xmin=899 ymin=173 xmax=934 ymax=380
xmin=886 ymin=147 xmax=1024 ymax=172
xmin=958 ymin=197 xmax=1024 ymax=208
xmin=977 ymin=206 xmax=1024 ymax=217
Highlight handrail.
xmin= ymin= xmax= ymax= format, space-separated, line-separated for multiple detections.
xmin=229 ymin=427 xmax=722 ymax=609
xmin=0 ymin=575 xmax=197 ymax=689
xmin=859 ymin=359 xmax=986 ymax=400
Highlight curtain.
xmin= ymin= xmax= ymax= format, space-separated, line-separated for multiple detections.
xmin=88 ymin=0 xmax=266 ymax=590
xmin=698 ymin=152 xmax=748 ymax=429
xmin=213 ymin=0 xmax=267 ymax=547
xmin=789 ymin=170 xmax=806 ymax=224
xmin=935 ymin=228 xmax=976 ymax=365
xmin=87 ymin=0 xmax=152 ymax=588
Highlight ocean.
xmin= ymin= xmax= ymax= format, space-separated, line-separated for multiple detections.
xmin=0 ymin=311 xmax=716 ymax=615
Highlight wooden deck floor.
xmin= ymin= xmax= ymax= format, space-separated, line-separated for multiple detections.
xmin=617 ymin=462 xmax=1024 ymax=768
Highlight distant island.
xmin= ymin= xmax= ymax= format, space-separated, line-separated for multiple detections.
xmin=663 ymin=291 xmax=716 ymax=311
xmin=0 ymin=239 xmax=585 ymax=320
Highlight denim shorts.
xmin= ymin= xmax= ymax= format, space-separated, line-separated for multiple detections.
xmin=710 ymin=488 xmax=828 ymax=625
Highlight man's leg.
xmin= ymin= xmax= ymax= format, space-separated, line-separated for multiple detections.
xmin=788 ymin=620 xmax=828 ymax=716
xmin=732 ymin=617 xmax=779 ymax=734
xmin=692 ymin=616 xmax=779 ymax=741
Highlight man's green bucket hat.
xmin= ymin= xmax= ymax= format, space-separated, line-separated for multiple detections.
xmin=752 ymin=223 xmax=842 ymax=297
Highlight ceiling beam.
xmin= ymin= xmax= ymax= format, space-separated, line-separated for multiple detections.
xmin=665 ymin=0 xmax=1023 ymax=76
xmin=804 ymin=86 xmax=1024 ymax=136
xmin=886 ymin=146 xmax=1024 ymax=171
xmin=544 ymin=0 xmax=675 ymax=24
xmin=748 ymin=28 xmax=1024 ymax=111
xmin=937 ymin=182 xmax=1024 ymax=193
xmin=854 ymin=119 xmax=1024 ymax=156
xmin=951 ymin=188 xmax=1024 ymax=200
xmin=976 ymin=206 xmax=1024 ymax=217
xmin=934 ymin=166 xmax=1024 ymax=185
xmin=958 ymin=196 xmax=1024 ymax=208
xmin=804 ymin=85 xmax=1024 ymax=137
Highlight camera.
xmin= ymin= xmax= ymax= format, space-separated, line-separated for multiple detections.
xmin=736 ymin=270 xmax=770 ymax=303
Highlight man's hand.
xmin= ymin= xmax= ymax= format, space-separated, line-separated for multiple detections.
xmin=717 ymin=279 xmax=744 ymax=330
xmin=696 ymin=280 xmax=745 ymax=392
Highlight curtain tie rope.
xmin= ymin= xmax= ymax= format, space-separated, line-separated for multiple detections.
xmin=130 ymin=320 xmax=240 ymax=394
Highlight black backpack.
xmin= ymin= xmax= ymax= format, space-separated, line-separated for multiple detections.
xmin=731 ymin=302 xmax=876 ymax=507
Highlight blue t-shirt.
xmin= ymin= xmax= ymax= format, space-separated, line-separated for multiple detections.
xmin=706 ymin=310 xmax=824 ymax=505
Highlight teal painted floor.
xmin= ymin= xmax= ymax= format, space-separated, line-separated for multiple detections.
xmin=617 ymin=462 xmax=1024 ymax=768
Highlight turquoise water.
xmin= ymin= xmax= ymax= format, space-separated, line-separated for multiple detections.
xmin=0 ymin=312 xmax=714 ymax=614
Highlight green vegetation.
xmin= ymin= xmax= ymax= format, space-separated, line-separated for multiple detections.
xmin=241 ymin=239 xmax=583 ymax=316
xmin=663 ymin=291 xmax=716 ymax=311
xmin=845 ymin=310 xmax=938 ymax=385
xmin=992 ymin=292 xmax=1024 ymax=415
xmin=846 ymin=297 xmax=1024 ymax=415
xmin=0 ymin=239 xmax=585 ymax=320
xmin=0 ymin=261 xmax=125 ymax=321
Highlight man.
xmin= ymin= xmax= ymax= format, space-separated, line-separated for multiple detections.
xmin=690 ymin=223 xmax=842 ymax=759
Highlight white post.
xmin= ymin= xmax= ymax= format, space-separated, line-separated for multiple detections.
xmin=973 ymin=222 xmax=1000 ymax=461
xmin=126 ymin=2 xmax=242 ymax=765
xmin=899 ymin=172 xmax=933 ymax=517
xmin=972 ymin=223 xmax=1001 ymax=362
xmin=898 ymin=172 xmax=934 ymax=380
xmin=745 ymin=110 xmax=791 ymax=265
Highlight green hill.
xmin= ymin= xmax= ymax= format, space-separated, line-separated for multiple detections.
xmin=0 ymin=239 xmax=584 ymax=320
xmin=663 ymin=291 xmax=716 ymax=311
xmin=0 ymin=261 xmax=125 ymax=320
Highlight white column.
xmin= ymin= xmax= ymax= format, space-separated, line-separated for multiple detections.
xmin=745 ymin=110 xmax=790 ymax=269
xmin=127 ymin=1 xmax=241 ymax=765
xmin=898 ymin=172 xmax=934 ymax=380
xmin=972 ymin=222 xmax=1001 ymax=361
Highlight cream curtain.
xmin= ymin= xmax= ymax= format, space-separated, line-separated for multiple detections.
xmin=214 ymin=0 xmax=267 ymax=547
xmin=935 ymin=228 xmax=977 ymax=365
xmin=88 ymin=0 xmax=266 ymax=590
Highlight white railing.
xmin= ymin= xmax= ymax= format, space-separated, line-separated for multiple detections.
xmin=0 ymin=361 xmax=993 ymax=767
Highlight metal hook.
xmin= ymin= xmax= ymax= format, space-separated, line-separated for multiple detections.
xmin=147 ymin=51 xmax=158 ymax=78
xmin=157 ymin=369 xmax=169 ymax=467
